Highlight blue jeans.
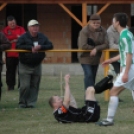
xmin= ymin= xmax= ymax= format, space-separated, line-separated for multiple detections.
xmin=81 ymin=64 xmax=99 ymax=90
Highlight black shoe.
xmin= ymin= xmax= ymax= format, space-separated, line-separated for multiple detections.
xmin=19 ymin=105 xmax=26 ymax=108
xmin=19 ymin=103 xmax=26 ymax=108
xmin=26 ymin=105 xmax=35 ymax=108
xmin=107 ymin=75 xmax=114 ymax=81
xmin=7 ymin=86 xmax=14 ymax=91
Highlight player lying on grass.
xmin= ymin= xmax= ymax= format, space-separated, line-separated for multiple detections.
xmin=49 ymin=74 xmax=113 ymax=123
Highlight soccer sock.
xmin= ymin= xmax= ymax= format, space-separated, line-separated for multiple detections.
xmin=106 ymin=96 xmax=119 ymax=122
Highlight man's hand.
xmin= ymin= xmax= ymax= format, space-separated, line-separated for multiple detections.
xmin=34 ymin=45 xmax=41 ymax=51
xmin=10 ymin=39 xmax=18 ymax=43
xmin=122 ymin=72 xmax=128 ymax=83
xmin=17 ymin=35 xmax=20 ymax=38
xmin=32 ymin=45 xmax=41 ymax=53
xmin=32 ymin=47 xmax=37 ymax=53
xmin=64 ymin=74 xmax=70 ymax=84
xmin=90 ymin=48 xmax=97 ymax=56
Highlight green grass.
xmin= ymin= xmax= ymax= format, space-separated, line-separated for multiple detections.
xmin=0 ymin=75 xmax=134 ymax=134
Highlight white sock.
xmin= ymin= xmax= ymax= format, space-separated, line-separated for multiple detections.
xmin=106 ymin=96 xmax=119 ymax=122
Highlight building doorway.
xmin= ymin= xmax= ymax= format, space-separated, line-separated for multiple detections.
xmin=6 ymin=4 xmax=37 ymax=30
xmin=6 ymin=4 xmax=23 ymax=26
xmin=131 ymin=16 xmax=134 ymax=27
xmin=71 ymin=5 xmax=82 ymax=63
xmin=23 ymin=4 xmax=37 ymax=30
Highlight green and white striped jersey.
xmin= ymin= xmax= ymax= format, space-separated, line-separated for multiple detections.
xmin=119 ymin=28 xmax=134 ymax=67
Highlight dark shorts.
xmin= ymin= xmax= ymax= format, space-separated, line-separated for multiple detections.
xmin=54 ymin=101 xmax=100 ymax=123
xmin=82 ymin=101 xmax=100 ymax=122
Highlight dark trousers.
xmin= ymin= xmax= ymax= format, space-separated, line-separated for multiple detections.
xmin=6 ymin=57 xmax=19 ymax=88
xmin=19 ymin=62 xmax=41 ymax=107
xmin=0 ymin=65 xmax=2 ymax=99
xmin=111 ymin=61 xmax=120 ymax=74
xmin=81 ymin=64 xmax=99 ymax=90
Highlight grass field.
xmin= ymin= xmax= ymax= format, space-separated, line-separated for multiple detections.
xmin=0 ymin=75 xmax=134 ymax=134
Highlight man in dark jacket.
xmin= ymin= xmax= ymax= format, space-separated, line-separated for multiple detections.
xmin=16 ymin=19 xmax=53 ymax=108
xmin=0 ymin=32 xmax=11 ymax=99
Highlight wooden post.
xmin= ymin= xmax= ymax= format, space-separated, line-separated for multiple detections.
xmin=0 ymin=3 xmax=7 ymax=11
xmin=60 ymin=71 xmax=63 ymax=96
xmin=59 ymin=3 xmax=83 ymax=27
xmin=87 ymin=3 xmax=111 ymax=25
xmin=82 ymin=2 xmax=87 ymax=27
xmin=97 ymin=3 xmax=111 ymax=15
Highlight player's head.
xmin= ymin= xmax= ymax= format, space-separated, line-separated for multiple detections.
xmin=49 ymin=95 xmax=63 ymax=109
xmin=112 ymin=13 xmax=128 ymax=30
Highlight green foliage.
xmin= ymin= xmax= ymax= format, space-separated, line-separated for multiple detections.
xmin=0 ymin=75 xmax=134 ymax=134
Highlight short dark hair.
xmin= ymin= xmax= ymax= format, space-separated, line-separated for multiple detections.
xmin=7 ymin=15 xmax=16 ymax=22
xmin=113 ymin=13 xmax=128 ymax=28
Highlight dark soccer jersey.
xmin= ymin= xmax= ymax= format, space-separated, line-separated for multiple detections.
xmin=53 ymin=101 xmax=100 ymax=123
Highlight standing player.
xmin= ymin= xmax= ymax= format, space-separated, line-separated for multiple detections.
xmin=97 ymin=13 xmax=134 ymax=126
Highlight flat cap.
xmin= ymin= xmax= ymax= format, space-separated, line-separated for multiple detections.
xmin=90 ymin=14 xmax=101 ymax=20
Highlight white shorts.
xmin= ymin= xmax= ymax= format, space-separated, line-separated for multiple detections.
xmin=114 ymin=66 xmax=134 ymax=91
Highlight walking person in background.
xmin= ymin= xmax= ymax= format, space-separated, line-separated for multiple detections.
xmin=2 ymin=15 xmax=25 ymax=91
xmin=78 ymin=13 xmax=108 ymax=90
xmin=16 ymin=19 xmax=53 ymax=108
xmin=0 ymin=32 xmax=11 ymax=99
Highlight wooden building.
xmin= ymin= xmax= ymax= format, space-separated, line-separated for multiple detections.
xmin=0 ymin=0 xmax=133 ymax=63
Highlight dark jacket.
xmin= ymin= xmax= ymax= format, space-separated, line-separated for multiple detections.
xmin=16 ymin=32 xmax=53 ymax=67
xmin=0 ymin=32 xmax=11 ymax=66
xmin=78 ymin=25 xmax=109 ymax=65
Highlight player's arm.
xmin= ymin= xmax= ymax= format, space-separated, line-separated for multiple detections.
xmin=122 ymin=53 xmax=132 ymax=83
xmin=69 ymin=94 xmax=77 ymax=108
xmin=125 ymin=53 xmax=132 ymax=74
xmin=63 ymin=74 xmax=71 ymax=109
xmin=102 ymin=55 xmax=120 ymax=67
xmin=110 ymin=55 xmax=120 ymax=62
xmin=122 ymin=36 xmax=133 ymax=82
